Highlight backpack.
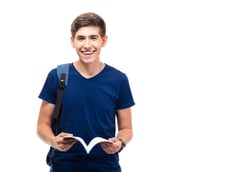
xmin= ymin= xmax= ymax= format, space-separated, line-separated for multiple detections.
xmin=56 ymin=63 xmax=70 ymax=86
xmin=46 ymin=63 xmax=70 ymax=166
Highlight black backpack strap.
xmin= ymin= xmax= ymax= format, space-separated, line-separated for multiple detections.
xmin=52 ymin=73 xmax=66 ymax=135
xmin=52 ymin=73 xmax=66 ymax=120
xmin=51 ymin=63 xmax=70 ymax=135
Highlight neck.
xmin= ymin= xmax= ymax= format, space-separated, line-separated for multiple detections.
xmin=74 ymin=61 xmax=104 ymax=78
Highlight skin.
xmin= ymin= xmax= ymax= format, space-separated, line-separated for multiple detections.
xmin=37 ymin=26 xmax=133 ymax=154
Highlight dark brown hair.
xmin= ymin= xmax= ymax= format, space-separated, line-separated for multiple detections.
xmin=71 ymin=12 xmax=106 ymax=38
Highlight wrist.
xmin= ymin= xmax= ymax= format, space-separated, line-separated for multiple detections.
xmin=118 ymin=138 xmax=127 ymax=153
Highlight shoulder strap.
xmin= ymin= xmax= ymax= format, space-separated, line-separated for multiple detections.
xmin=51 ymin=63 xmax=70 ymax=134
xmin=52 ymin=73 xmax=66 ymax=120
xmin=57 ymin=63 xmax=70 ymax=86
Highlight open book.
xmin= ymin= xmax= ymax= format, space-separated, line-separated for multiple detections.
xmin=63 ymin=136 xmax=113 ymax=154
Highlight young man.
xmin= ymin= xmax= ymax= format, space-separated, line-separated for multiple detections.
xmin=37 ymin=12 xmax=135 ymax=172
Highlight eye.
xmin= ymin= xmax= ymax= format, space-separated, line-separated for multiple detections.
xmin=76 ymin=36 xmax=85 ymax=41
xmin=90 ymin=35 xmax=98 ymax=41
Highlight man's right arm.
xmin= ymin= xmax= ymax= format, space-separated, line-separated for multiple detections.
xmin=36 ymin=100 xmax=76 ymax=151
xmin=37 ymin=100 xmax=56 ymax=146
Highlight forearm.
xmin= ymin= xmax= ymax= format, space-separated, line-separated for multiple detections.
xmin=116 ymin=108 xmax=133 ymax=144
xmin=116 ymin=128 xmax=133 ymax=144
xmin=37 ymin=123 xmax=55 ymax=146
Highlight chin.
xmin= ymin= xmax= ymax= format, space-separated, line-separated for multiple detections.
xmin=81 ymin=58 xmax=95 ymax=64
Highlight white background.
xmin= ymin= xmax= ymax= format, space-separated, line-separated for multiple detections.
xmin=0 ymin=0 xmax=226 ymax=171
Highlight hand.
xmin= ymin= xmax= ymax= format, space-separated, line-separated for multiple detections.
xmin=53 ymin=132 xmax=77 ymax=152
xmin=100 ymin=137 xmax=122 ymax=154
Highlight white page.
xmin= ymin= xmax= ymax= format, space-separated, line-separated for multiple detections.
xmin=64 ymin=136 xmax=113 ymax=153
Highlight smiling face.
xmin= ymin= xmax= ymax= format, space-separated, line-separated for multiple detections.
xmin=71 ymin=26 xmax=108 ymax=64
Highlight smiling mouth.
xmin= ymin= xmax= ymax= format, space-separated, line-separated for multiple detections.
xmin=81 ymin=50 xmax=95 ymax=55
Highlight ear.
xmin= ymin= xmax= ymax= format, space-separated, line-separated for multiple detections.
xmin=70 ymin=37 xmax=75 ymax=48
xmin=102 ymin=35 xmax=108 ymax=47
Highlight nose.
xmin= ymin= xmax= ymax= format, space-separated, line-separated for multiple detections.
xmin=84 ymin=38 xmax=92 ymax=48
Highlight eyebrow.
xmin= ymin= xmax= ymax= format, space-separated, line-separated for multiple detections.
xmin=76 ymin=35 xmax=99 ymax=39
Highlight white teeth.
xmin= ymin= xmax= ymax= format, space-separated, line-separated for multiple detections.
xmin=83 ymin=51 xmax=93 ymax=55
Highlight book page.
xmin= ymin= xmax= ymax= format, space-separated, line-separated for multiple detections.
xmin=86 ymin=137 xmax=112 ymax=153
xmin=63 ymin=136 xmax=113 ymax=153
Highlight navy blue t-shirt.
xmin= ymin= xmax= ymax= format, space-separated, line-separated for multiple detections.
xmin=39 ymin=63 xmax=135 ymax=167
